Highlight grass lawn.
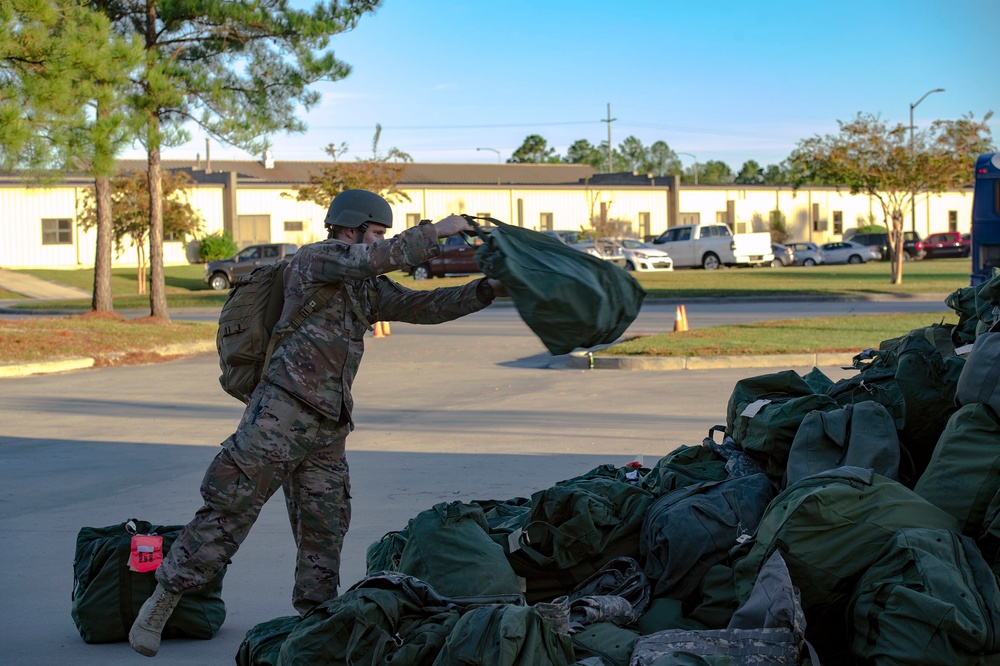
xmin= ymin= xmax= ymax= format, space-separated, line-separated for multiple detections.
xmin=0 ymin=258 xmax=975 ymax=366
xmin=599 ymin=312 xmax=958 ymax=357
xmin=8 ymin=257 xmax=974 ymax=311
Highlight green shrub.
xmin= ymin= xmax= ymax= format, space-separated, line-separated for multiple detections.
xmin=198 ymin=232 xmax=238 ymax=262
xmin=855 ymin=224 xmax=888 ymax=235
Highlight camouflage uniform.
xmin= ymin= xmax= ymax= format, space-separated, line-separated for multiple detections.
xmin=158 ymin=224 xmax=494 ymax=613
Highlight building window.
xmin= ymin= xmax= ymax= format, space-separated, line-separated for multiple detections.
xmin=539 ymin=212 xmax=554 ymax=231
xmin=284 ymin=220 xmax=304 ymax=232
xmin=715 ymin=211 xmax=727 ymax=223
xmin=948 ymin=210 xmax=958 ymax=232
xmin=42 ymin=218 xmax=72 ymax=245
xmin=832 ymin=211 xmax=843 ymax=235
xmin=406 ymin=213 xmax=421 ymax=228
xmin=476 ymin=212 xmax=491 ymax=219
xmin=639 ymin=212 xmax=650 ymax=240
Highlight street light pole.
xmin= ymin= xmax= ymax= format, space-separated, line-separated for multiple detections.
xmin=476 ymin=147 xmax=501 ymax=163
xmin=909 ymin=88 xmax=944 ymax=232
xmin=677 ymin=152 xmax=698 ymax=185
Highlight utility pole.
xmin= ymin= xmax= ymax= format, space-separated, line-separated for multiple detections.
xmin=601 ymin=103 xmax=616 ymax=173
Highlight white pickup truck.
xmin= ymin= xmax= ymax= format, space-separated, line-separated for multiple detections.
xmin=651 ymin=223 xmax=774 ymax=270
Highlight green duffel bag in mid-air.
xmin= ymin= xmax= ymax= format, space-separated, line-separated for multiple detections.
xmin=71 ymin=518 xmax=227 ymax=644
xmin=467 ymin=216 xmax=646 ymax=355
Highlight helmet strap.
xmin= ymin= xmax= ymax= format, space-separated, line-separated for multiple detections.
xmin=355 ymin=222 xmax=370 ymax=244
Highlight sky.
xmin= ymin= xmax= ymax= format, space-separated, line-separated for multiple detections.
xmin=128 ymin=0 xmax=1000 ymax=171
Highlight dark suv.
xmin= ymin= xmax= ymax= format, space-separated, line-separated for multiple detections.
xmin=850 ymin=231 xmax=925 ymax=261
xmin=204 ymin=243 xmax=298 ymax=290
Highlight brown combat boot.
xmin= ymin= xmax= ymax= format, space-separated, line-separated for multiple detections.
xmin=128 ymin=583 xmax=182 ymax=657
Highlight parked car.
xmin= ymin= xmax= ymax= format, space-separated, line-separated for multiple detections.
xmin=408 ymin=229 xmax=495 ymax=280
xmin=541 ymin=229 xmax=586 ymax=245
xmin=204 ymin=242 xmax=297 ymax=290
xmin=820 ymin=240 xmax=881 ymax=264
xmin=618 ymin=239 xmax=674 ymax=272
xmin=851 ymin=231 xmax=925 ymax=261
xmin=771 ymin=243 xmax=795 ymax=267
xmin=785 ymin=242 xmax=825 ymax=266
xmin=923 ymin=231 xmax=971 ymax=259
xmin=567 ymin=238 xmax=628 ymax=269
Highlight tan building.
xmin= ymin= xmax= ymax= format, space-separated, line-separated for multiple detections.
xmin=0 ymin=160 xmax=974 ymax=269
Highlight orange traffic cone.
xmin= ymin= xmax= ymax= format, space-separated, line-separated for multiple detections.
xmin=381 ymin=321 xmax=391 ymax=336
xmin=373 ymin=321 xmax=385 ymax=338
xmin=674 ymin=305 xmax=689 ymax=332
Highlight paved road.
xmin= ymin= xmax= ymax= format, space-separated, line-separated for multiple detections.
xmin=0 ymin=299 xmax=952 ymax=664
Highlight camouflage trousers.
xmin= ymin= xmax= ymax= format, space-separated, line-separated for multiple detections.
xmin=157 ymin=382 xmax=352 ymax=614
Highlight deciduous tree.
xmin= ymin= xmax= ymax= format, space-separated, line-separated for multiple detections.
xmin=78 ymin=169 xmax=202 ymax=294
xmin=296 ymin=123 xmax=412 ymax=210
xmin=789 ymin=111 xmax=993 ymax=283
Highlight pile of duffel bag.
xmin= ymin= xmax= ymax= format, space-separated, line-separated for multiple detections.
xmin=238 ymin=273 xmax=1000 ymax=666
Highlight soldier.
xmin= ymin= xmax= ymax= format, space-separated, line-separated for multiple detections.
xmin=129 ymin=189 xmax=506 ymax=657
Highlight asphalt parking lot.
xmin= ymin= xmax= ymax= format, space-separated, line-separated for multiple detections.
xmin=0 ymin=304 xmax=905 ymax=664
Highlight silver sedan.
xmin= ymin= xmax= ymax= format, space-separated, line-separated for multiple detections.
xmin=820 ymin=240 xmax=881 ymax=264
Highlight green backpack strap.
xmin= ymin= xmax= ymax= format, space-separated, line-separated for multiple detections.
xmin=263 ymin=281 xmax=344 ymax=373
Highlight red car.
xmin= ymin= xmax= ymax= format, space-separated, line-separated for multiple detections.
xmin=923 ymin=231 xmax=971 ymax=259
xmin=409 ymin=228 xmax=494 ymax=280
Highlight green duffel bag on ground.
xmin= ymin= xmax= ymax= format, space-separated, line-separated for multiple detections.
xmin=956 ymin=328 xmax=1000 ymax=416
xmin=914 ymin=402 xmax=1000 ymax=535
xmin=826 ymin=330 xmax=965 ymax=482
xmin=71 ymin=518 xmax=227 ymax=643
xmin=945 ymin=272 xmax=1000 ymax=347
xmin=398 ymin=501 xmax=522 ymax=597
xmin=508 ymin=478 xmax=654 ymax=600
xmin=732 ymin=467 xmax=960 ymax=663
xmin=431 ymin=604 xmax=575 ymax=666
xmin=236 ymin=615 xmax=302 ymax=666
xmin=632 ymin=552 xmax=816 ymax=666
xmin=641 ymin=443 xmax=728 ymax=496
xmin=365 ymin=528 xmax=408 ymax=576
xmin=850 ymin=528 xmax=1000 ymax=665
xmin=571 ymin=621 xmax=639 ymax=666
xmin=726 ymin=369 xmax=840 ymax=477
xmin=468 ymin=216 xmax=646 ymax=355
xmin=783 ymin=400 xmax=900 ymax=489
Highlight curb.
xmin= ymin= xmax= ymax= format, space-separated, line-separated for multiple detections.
xmin=0 ymin=341 xmax=216 ymax=379
xmin=568 ymin=351 xmax=855 ymax=371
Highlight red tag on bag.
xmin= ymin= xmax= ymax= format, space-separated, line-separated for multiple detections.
xmin=129 ymin=535 xmax=164 ymax=573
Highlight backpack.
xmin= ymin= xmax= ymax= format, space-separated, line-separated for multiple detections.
xmin=71 ymin=519 xmax=227 ymax=644
xmin=216 ymin=261 xmax=339 ymax=403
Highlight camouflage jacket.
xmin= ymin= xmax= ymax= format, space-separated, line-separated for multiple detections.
xmin=266 ymin=224 xmax=491 ymax=421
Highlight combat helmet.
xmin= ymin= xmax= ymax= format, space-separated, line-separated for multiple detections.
xmin=323 ymin=189 xmax=393 ymax=231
